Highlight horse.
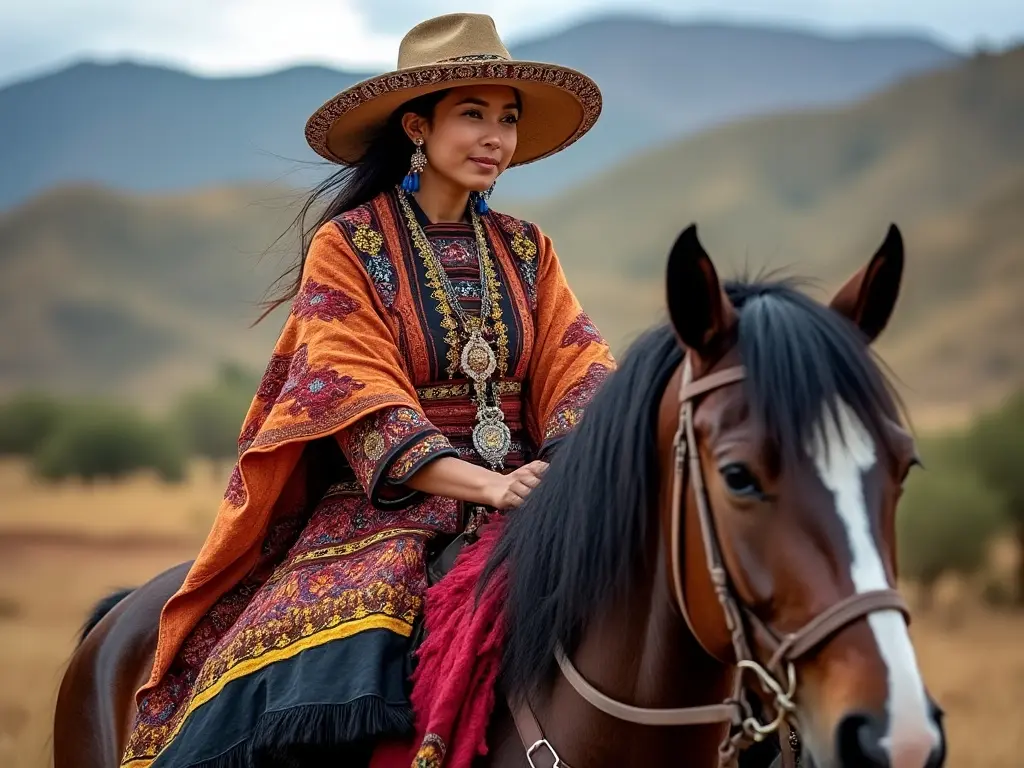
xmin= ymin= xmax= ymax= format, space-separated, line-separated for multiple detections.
xmin=55 ymin=223 xmax=946 ymax=768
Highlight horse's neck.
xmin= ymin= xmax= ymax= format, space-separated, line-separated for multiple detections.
xmin=539 ymin=547 xmax=734 ymax=766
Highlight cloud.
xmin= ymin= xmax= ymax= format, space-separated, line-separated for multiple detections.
xmin=1 ymin=0 xmax=1022 ymax=87
xmin=0 ymin=0 xmax=400 ymax=85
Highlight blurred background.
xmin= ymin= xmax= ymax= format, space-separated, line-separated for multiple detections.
xmin=0 ymin=1 xmax=1021 ymax=765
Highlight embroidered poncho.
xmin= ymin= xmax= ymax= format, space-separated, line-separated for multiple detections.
xmin=123 ymin=189 xmax=615 ymax=767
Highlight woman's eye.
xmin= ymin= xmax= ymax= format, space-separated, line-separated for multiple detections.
xmin=720 ymin=463 xmax=763 ymax=498
xmin=463 ymin=109 xmax=482 ymax=118
xmin=502 ymin=114 xmax=519 ymax=123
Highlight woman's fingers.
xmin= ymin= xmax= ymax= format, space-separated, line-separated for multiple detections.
xmin=492 ymin=461 xmax=551 ymax=510
xmin=510 ymin=479 xmax=532 ymax=498
xmin=516 ymin=471 xmax=543 ymax=490
xmin=502 ymin=491 xmax=525 ymax=509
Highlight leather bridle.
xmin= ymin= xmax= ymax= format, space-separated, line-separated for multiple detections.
xmin=510 ymin=357 xmax=911 ymax=768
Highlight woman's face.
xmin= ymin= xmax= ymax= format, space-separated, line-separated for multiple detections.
xmin=404 ymin=84 xmax=520 ymax=193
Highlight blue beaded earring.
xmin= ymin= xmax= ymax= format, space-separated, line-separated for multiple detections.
xmin=473 ymin=182 xmax=495 ymax=214
xmin=402 ymin=137 xmax=426 ymax=193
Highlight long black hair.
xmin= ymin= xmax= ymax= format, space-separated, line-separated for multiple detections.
xmin=255 ymin=89 xmax=451 ymax=323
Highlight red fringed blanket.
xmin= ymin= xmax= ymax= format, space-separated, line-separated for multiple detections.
xmin=371 ymin=517 xmax=509 ymax=768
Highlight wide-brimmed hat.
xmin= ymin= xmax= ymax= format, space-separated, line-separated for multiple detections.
xmin=304 ymin=13 xmax=602 ymax=168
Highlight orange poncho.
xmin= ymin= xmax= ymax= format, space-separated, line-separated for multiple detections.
xmin=137 ymin=189 xmax=616 ymax=704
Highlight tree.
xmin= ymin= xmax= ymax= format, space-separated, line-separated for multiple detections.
xmin=173 ymin=388 xmax=249 ymax=466
xmin=171 ymin=362 xmax=256 ymax=468
xmin=0 ymin=393 xmax=68 ymax=455
xmin=33 ymin=404 xmax=186 ymax=483
xmin=896 ymin=467 xmax=1007 ymax=608
xmin=965 ymin=390 xmax=1024 ymax=603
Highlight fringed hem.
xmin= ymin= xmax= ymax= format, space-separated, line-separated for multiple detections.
xmin=189 ymin=696 xmax=413 ymax=768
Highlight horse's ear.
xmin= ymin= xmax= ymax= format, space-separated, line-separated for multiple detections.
xmin=829 ymin=224 xmax=904 ymax=343
xmin=666 ymin=224 xmax=738 ymax=357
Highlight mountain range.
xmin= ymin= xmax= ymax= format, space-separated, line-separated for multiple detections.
xmin=1 ymin=30 xmax=1019 ymax=427
xmin=0 ymin=16 xmax=959 ymax=209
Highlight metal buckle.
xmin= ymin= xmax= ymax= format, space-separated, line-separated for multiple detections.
xmin=736 ymin=659 xmax=798 ymax=741
xmin=527 ymin=738 xmax=563 ymax=768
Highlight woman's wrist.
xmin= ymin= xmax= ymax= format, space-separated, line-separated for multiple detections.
xmin=404 ymin=456 xmax=501 ymax=507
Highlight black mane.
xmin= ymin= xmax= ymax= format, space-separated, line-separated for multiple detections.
xmin=486 ymin=278 xmax=899 ymax=701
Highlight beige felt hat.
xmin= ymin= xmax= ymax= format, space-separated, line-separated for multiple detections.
xmin=304 ymin=13 xmax=603 ymax=167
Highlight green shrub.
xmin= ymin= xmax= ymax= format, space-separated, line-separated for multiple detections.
xmin=965 ymin=389 xmax=1024 ymax=603
xmin=896 ymin=467 xmax=1008 ymax=602
xmin=172 ymin=387 xmax=249 ymax=463
xmin=32 ymin=404 xmax=186 ymax=483
xmin=171 ymin=361 xmax=258 ymax=464
xmin=0 ymin=393 xmax=69 ymax=455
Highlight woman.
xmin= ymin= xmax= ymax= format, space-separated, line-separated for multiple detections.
xmin=121 ymin=12 xmax=613 ymax=767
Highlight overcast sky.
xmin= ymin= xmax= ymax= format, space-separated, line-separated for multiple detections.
xmin=2 ymin=0 xmax=1023 ymax=87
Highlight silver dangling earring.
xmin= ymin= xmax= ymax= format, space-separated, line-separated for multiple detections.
xmin=402 ymin=137 xmax=427 ymax=193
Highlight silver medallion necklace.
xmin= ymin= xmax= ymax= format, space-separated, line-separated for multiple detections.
xmin=397 ymin=189 xmax=512 ymax=470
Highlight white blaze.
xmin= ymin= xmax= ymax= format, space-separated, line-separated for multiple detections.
xmin=807 ymin=399 xmax=940 ymax=768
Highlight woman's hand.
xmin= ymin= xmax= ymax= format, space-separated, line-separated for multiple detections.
xmin=405 ymin=456 xmax=548 ymax=510
xmin=483 ymin=460 xmax=549 ymax=510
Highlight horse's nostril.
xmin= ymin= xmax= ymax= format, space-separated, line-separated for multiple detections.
xmin=836 ymin=711 xmax=889 ymax=767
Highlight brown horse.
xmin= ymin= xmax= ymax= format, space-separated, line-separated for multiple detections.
xmin=55 ymin=223 xmax=945 ymax=768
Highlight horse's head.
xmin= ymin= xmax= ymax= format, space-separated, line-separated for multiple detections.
xmin=662 ymin=225 xmax=945 ymax=768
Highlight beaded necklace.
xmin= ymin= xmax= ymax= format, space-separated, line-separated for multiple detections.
xmin=397 ymin=188 xmax=511 ymax=470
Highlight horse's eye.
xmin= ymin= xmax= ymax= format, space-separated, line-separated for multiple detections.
xmin=720 ymin=463 xmax=763 ymax=498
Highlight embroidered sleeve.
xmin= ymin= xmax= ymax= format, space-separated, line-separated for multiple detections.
xmin=525 ymin=227 xmax=616 ymax=458
xmin=336 ymin=406 xmax=457 ymax=509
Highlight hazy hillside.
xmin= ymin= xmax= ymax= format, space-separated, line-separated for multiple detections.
xmin=0 ymin=16 xmax=957 ymax=209
xmin=519 ymin=45 xmax=1024 ymax=422
xmin=0 ymin=46 xmax=1019 ymax=424
xmin=0 ymin=183 xmax=298 ymax=404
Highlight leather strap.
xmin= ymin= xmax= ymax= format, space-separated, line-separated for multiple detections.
xmin=555 ymin=644 xmax=739 ymax=726
xmin=510 ymin=698 xmax=569 ymax=768
xmin=678 ymin=365 xmax=747 ymax=403
xmin=762 ymin=589 xmax=910 ymax=670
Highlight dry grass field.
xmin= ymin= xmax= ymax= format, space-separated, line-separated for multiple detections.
xmin=1 ymin=458 xmax=1022 ymax=767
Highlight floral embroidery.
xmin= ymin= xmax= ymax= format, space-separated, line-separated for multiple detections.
xmin=224 ymin=464 xmax=246 ymax=508
xmin=560 ymin=310 xmax=605 ymax=349
xmin=387 ymin=432 xmax=454 ymax=481
xmin=335 ymin=207 xmax=398 ymax=308
xmin=413 ymin=732 xmax=446 ymax=768
xmin=306 ymin=491 xmax=460 ymax=543
xmin=492 ymin=213 xmax=539 ymax=310
xmin=435 ymin=237 xmax=477 ymax=268
xmin=124 ymin=508 xmax=307 ymax=763
xmin=123 ymin=523 xmax=429 ymax=765
xmin=291 ymin=278 xmax=360 ymax=323
xmin=277 ymin=345 xmax=366 ymax=421
xmin=346 ymin=207 xmax=372 ymax=227
xmin=544 ymin=362 xmax=612 ymax=441
xmin=238 ymin=350 xmax=296 ymax=453
xmin=337 ymin=406 xmax=449 ymax=492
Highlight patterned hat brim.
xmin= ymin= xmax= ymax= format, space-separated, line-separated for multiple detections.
xmin=304 ymin=59 xmax=603 ymax=168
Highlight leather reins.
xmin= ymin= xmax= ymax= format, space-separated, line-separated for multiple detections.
xmin=510 ymin=357 xmax=910 ymax=768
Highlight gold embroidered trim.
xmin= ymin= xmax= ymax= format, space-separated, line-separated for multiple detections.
xmin=416 ymin=380 xmax=521 ymax=400
xmin=120 ymin=613 xmax=413 ymax=768
xmin=278 ymin=527 xmax=430 ymax=572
